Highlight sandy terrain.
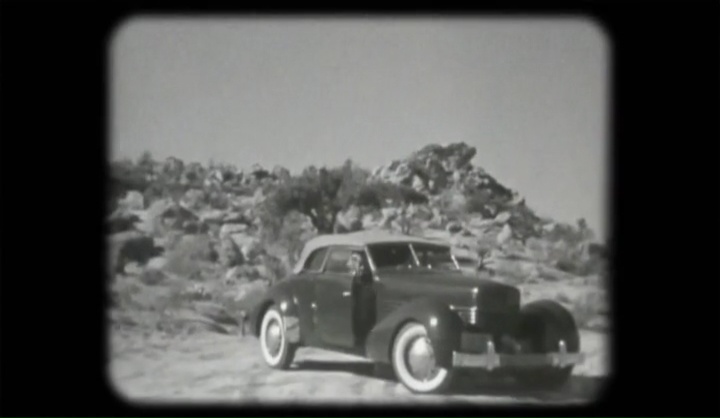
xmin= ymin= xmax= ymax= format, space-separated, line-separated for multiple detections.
xmin=108 ymin=327 xmax=610 ymax=406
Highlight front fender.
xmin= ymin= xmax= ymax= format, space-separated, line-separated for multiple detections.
xmin=248 ymin=282 xmax=300 ymax=338
xmin=365 ymin=298 xmax=464 ymax=368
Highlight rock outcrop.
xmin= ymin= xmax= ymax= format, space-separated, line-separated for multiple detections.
xmin=371 ymin=143 xmax=514 ymax=199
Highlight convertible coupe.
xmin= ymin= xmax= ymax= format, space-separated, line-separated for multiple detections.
xmin=246 ymin=230 xmax=584 ymax=394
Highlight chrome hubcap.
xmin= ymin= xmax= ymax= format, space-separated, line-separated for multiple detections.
xmin=265 ymin=320 xmax=283 ymax=356
xmin=406 ymin=336 xmax=440 ymax=381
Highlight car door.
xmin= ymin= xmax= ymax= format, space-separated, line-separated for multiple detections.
xmin=314 ymin=246 xmax=360 ymax=348
xmin=294 ymin=246 xmax=330 ymax=343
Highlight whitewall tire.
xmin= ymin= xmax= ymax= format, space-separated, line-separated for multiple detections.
xmin=259 ymin=306 xmax=297 ymax=369
xmin=391 ymin=322 xmax=455 ymax=394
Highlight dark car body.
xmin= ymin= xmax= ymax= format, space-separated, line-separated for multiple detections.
xmin=247 ymin=231 xmax=583 ymax=378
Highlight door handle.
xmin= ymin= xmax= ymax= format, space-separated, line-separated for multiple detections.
xmin=342 ymin=291 xmax=351 ymax=297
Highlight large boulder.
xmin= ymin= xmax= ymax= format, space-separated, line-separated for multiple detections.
xmin=218 ymin=236 xmax=244 ymax=268
xmin=370 ymin=143 xmax=515 ymax=199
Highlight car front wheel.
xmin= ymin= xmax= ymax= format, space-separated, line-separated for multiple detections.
xmin=259 ymin=306 xmax=297 ymax=369
xmin=391 ymin=322 xmax=455 ymax=394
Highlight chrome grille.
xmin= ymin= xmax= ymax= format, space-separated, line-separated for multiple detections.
xmin=450 ymin=305 xmax=477 ymax=325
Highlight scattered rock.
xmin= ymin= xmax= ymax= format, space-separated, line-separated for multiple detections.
xmin=138 ymin=268 xmax=167 ymax=286
xmin=123 ymin=262 xmax=143 ymax=276
xmin=218 ymin=236 xmax=244 ymax=268
xmin=199 ymin=209 xmax=226 ymax=225
xmin=446 ymin=221 xmax=464 ymax=234
xmin=585 ymin=315 xmax=610 ymax=331
xmin=193 ymin=301 xmax=240 ymax=327
xmin=182 ymin=189 xmax=206 ymax=211
xmin=147 ymin=256 xmax=168 ymax=270
xmin=228 ymin=234 xmax=263 ymax=263
xmin=222 ymin=211 xmax=247 ymax=225
xmin=181 ymin=283 xmax=212 ymax=300
xmin=494 ymin=211 xmax=512 ymax=224
xmin=220 ymin=223 xmax=248 ymax=239
xmin=496 ymin=224 xmax=513 ymax=246
xmin=336 ymin=206 xmax=363 ymax=232
xmin=118 ymin=190 xmax=145 ymax=211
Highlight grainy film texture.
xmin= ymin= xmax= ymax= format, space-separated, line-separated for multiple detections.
xmin=107 ymin=17 xmax=611 ymax=405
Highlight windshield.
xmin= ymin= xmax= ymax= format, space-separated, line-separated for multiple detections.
xmin=367 ymin=243 xmax=416 ymax=270
xmin=412 ymin=244 xmax=459 ymax=271
xmin=366 ymin=242 xmax=459 ymax=271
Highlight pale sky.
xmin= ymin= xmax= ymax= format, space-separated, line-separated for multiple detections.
xmin=110 ymin=17 xmax=609 ymax=240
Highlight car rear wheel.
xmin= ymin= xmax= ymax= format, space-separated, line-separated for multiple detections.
xmin=391 ymin=322 xmax=455 ymax=394
xmin=259 ymin=306 xmax=297 ymax=369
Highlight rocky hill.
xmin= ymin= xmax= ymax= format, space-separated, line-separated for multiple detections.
xmin=108 ymin=142 xmax=609 ymax=337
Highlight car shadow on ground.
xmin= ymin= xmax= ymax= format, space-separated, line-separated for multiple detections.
xmin=291 ymin=360 xmax=605 ymax=403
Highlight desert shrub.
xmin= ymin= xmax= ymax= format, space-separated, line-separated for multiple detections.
xmin=108 ymin=159 xmax=149 ymax=206
xmin=109 ymin=232 xmax=162 ymax=274
xmin=207 ymin=188 xmax=231 ymax=210
xmin=433 ymin=189 xmax=467 ymax=223
xmin=142 ymin=182 xmax=166 ymax=208
xmin=230 ymin=281 xmax=270 ymax=315
xmin=260 ymin=210 xmax=312 ymax=265
xmin=262 ymin=254 xmax=289 ymax=285
xmin=464 ymin=189 xmax=509 ymax=218
xmin=544 ymin=240 xmax=606 ymax=277
xmin=263 ymin=159 xmax=427 ymax=234
xmin=107 ymin=211 xmax=141 ymax=234
xmin=163 ymin=234 xmax=218 ymax=278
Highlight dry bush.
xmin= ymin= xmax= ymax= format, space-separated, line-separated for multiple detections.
xmin=261 ymin=254 xmax=290 ymax=285
xmin=163 ymin=234 xmax=218 ymax=278
xmin=570 ymin=290 xmax=610 ymax=331
xmin=108 ymin=231 xmax=162 ymax=274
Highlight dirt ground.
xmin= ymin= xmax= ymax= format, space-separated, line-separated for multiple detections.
xmin=108 ymin=327 xmax=610 ymax=406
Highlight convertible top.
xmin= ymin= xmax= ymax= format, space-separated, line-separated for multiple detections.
xmin=292 ymin=230 xmax=450 ymax=274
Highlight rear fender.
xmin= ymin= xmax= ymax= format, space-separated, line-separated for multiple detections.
xmin=365 ymin=298 xmax=464 ymax=368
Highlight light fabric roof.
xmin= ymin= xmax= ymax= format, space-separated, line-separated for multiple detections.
xmin=292 ymin=230 xmax=450 ymax=274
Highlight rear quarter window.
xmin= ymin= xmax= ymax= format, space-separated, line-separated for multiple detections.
xmin=324 ymin=248 xmax=354 ymax=274
xmin=303 ymin=247 xmax=329 ymax=272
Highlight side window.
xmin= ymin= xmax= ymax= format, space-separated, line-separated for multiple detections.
xmin=303 ymin=247 xmax=329 ymax=272
xmin=324 ymin=248 xmax=354 ymax=274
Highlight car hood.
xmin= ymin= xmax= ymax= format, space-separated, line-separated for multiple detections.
xmin=375 ymin=267 xmax=519 ymax=309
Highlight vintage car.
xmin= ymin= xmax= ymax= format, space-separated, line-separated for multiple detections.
xmin=246 ymin=230 xmax=584 ymax=394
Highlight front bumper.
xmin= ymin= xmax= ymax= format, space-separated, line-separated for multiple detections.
xmin=452 ymin=340 xmax=585 ymax=371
